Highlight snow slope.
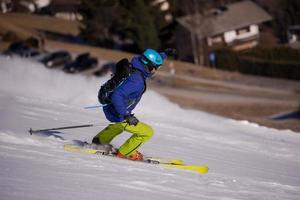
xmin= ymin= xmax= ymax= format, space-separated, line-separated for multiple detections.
xmin=0 ymin=56 xmax=300 ymax=200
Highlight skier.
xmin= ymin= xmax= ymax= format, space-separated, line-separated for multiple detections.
xmin=92 ymin=48 xmax=176 ymax=161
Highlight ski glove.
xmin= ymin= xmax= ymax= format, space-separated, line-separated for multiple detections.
xmin=125 ymin=114 xmax=139 ymax=126
xmin=164 ymin=48 xmax=177 ymax=57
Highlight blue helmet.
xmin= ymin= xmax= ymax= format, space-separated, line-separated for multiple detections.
xmin=140 ymin=48 xmax=163 ymax=69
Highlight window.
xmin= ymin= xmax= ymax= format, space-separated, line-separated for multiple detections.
xmin=211 ymin=36 xmax=223 ymax=43
xmin=237 ymin=27 xmax=250 ymax=35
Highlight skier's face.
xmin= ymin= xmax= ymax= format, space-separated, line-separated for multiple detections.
xmin=147 ymin=64 xmax=161 ymax=73
xmin=147 ymin=65 xmax=155 ymax=73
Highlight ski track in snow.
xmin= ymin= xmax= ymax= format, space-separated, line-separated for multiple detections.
xmin=0 ymin=56 xmax=300 ymax=200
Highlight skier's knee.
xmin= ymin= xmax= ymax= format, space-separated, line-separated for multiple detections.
xmin=144 ymin=125 xmax=154 ymax=139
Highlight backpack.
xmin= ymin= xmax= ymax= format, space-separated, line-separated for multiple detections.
xmin=98 ymin=58 xmax=135 ymax=105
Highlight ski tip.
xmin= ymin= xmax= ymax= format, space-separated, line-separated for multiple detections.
xmin=187 ymin=165 xmax=209 ymax=175
xmin=161 ymin=164 xmax=209 ymax=175
xmin=198 ymin=165 xmax=209 ymax=174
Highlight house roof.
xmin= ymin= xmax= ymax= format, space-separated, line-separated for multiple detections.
xmin=289 ymin=25 xmax=300 ymax=31
xmin=51 ymin=0 xmax=81 ymax=5
xmin=177 ymin=0 xmax=272 ymax=38
xmin=44 ymin=0 xmax=81 ymax=13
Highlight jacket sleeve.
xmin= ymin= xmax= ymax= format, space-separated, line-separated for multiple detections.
xmin=127 ymin=95 xmax=142 ymax=112
xmin=110 ymin=77 xmax=143 ymax=121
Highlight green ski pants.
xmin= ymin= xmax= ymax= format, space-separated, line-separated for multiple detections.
xmin=94 ymin=122 xmax=153 ymax=156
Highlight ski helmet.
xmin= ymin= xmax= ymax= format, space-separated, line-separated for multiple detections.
xmin=140 ymin=48 xmax=163 ymax=70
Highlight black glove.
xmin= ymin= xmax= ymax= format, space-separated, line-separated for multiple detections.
xmin=164 ymin=48 xmax=177 ymax=57
xmin=125 ymin=114 xmax=139 ymax=126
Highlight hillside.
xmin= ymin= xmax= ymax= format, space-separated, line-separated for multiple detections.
xmin=1 ymin=12 xmax=299 ymax=132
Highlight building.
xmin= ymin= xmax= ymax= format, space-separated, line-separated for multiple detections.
xmin=40 ymin=0 xmax=82 ymax=21
xmin=0 ymin=0 xmax=12 ymax=13
xmin=288 ymin=25 xmax=300 ymax=49
xmin=176 ymin=0 xmax=272 ymax=65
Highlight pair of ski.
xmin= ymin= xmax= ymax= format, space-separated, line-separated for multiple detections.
xmin=29 ymin=127 xmax=208 ymax=175
xmin=64 ymin=144 xmax=209 ymax=175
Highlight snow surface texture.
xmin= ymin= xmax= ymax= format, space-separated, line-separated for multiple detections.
xmin=0 ymin=56 xmax=300 ymax=200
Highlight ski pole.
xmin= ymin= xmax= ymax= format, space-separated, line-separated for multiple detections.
xmin=29 ymin=124 xmax=94 ymax=135
xmin=84 ymin=105 xmax=103 ymax=109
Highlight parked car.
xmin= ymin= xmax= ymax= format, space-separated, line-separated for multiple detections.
xmin=93 ymin=62 xmax=116 ymax=76
xmin=40 ymin=50 xmax=72 ymax=68
xmin=63 ymin=53 xmax=98 ymax=73
xmin=3 ymin=42 xmax=40 ymax=58
xmin=18 ymin=48 xmax=40 ymax=58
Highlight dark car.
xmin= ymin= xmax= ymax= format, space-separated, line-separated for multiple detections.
xmin=40 ymin=51 xmax=72 ymax=68
xmin=4 ymin=42 xmax=29 ymax=53
xmin=3 ymin=42 xmax=40 ymax=58
xmin=63 ymin=53 xmax=98 ymax=73
xmin=94 ymin=62 xmax=116 ymax=77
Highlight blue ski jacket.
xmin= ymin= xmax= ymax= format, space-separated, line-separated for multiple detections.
xmin=103 ymin=52 xmax=167 ymax=122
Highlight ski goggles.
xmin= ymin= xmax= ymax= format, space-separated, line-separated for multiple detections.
xmin=141 ymin=55 xmax=161 ymax=70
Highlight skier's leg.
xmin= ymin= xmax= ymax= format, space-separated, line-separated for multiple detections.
xmin=118 ymin=121 xmax=153 ymax=156
xmin=93 ymin=123 xmax=124 ymax=144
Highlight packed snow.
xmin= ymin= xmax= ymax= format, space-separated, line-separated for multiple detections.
xmin=0 ymin=56 xmax=300 ymax=200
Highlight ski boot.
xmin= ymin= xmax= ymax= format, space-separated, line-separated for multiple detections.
xmin=84 ymin=140 xmax=117 ymax=155
xmin=116 ymin=150 xmax=144 ymax=161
